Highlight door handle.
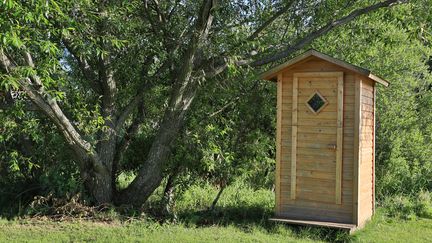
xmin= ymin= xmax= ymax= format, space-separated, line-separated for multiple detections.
xmin=327 ymin=144 xmax=337 ymax=150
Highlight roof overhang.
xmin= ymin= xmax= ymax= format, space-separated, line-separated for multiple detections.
xmin=259 ymin=49 xmax=389 ymax=87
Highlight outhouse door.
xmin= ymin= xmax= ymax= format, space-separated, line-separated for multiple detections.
xmin=290 ymin=72 xmax=344 ymax=205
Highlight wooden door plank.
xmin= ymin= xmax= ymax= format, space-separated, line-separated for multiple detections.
xmin=276 ymin=73 xmax=283 ymax=212
xmin=336 ymin=73 xmax=344 ymax=204
xmin=291 ymin=74 xmax=298 ymax=200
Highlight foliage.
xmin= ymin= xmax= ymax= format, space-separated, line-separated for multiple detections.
xmin=0 ymin=102 xmax=82 ymax=217
xmin=381 ymin=191 xmax=432 ymax=220
xmin=0 ymin=0 xmax=432 ymax=223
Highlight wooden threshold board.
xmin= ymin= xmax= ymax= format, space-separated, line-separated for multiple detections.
xmin=269 ymin=217 xmax=356 ymax=232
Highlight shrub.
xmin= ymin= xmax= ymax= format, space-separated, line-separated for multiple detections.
xmin=382 ymin=191 xmax=432 ymax=219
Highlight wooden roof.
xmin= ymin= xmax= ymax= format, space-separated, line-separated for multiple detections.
xmin=259 ymin=49 xmax=389 ymax=86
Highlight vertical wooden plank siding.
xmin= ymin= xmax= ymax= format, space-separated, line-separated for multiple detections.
xmin=275 ymin=73 xmax=283 ymax=213
xmin=372 ymin=84 xmax=376 ymax=213
xmin=335 ymin=73 xmax=344 ymax=205
xmin=280 ymin=72 xmax=292 ymax=205
xmin=291 ymin=74 xmax=298 ymax=200
xmin=353 ymin=77 xmax=362 ymax=225
xmin=359 ymin=79 xmax=375 ymax=226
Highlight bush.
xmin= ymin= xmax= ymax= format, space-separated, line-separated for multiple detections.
xmin=382 ymin=191 xmax=432 ymax=220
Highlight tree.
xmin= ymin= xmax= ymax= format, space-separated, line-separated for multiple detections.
xmin=0 ymin=0 xmax=408 ymax=206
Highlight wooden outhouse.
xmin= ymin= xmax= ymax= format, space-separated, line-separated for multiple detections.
xmin=260 ymin=49 xmax=389 ymax=230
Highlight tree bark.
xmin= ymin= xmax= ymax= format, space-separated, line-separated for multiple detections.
xmin=209 ymin=184 xmax=226 ymax=211
xmin=80 ymin=165 xmax=112 ymax=204
xmin=162 ymin=172 xmax=177 ymax=215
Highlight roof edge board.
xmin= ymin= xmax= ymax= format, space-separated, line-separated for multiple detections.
xmin=258 ymin=49 xmax=390 ymax=86
xmin=258 ymin=50 xmax=315 ymax=80
xmin=368 ymin=73 xmax=389 ymax=87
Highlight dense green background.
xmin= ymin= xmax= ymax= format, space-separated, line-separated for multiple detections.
xmin=0 ymin=1 xmax=432 ymax=239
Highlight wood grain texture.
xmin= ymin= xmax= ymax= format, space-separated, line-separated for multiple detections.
xmin=279 ymin=74 xmax=292 ymax=207
xmin=336 ymin=73 xmax=344 ymax=204
xmin=373 ymin=84 xmax=376 ymax=213
xmin=269 ymin=218 xmax=356 ymax=231
xmin=353 ymin=77 xmax=362 ymax=226
xmin=276 ymin=59 xmax=357 ymax=224
xmin=275 ymin=73 xmax=283 ymax=213
xmin=294 ymin=72 xmax=343 ymax=207
xmin=358 ymin=79 xmax=375 ymax=227
xmin=291 ymin=74 xmax=298 ymax=200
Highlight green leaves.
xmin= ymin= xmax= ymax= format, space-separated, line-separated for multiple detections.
xmin=8 ymin=31 xmax=24 ymax=48
xmin=0 ymin=0 xmax=430 ymax=208
xmin=2 ymin=0 xmax=16 ymax=9
xmin=0 ymin=74 xmax=19 ymax=90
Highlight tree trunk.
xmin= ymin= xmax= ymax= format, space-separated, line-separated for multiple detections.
xmin=82 ymin=166 xmax=113 ymax=204
xmin=115 ymin=0 xmax=216 ymax=206
xmin=162 ymin=173 xmax=177 ymax=215
xmin=114 ymin=110 xmax=186 ymax=205
xmin=209 ymin=184 xmax=226 ymax=211
xmin=91 ymin=128 xmax=116 ymax=203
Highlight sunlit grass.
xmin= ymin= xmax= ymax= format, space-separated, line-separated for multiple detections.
xmin=0 ymin=219 xmax=318 ymax=243
xmin=1 ymin=183 xmax=432 ymax=242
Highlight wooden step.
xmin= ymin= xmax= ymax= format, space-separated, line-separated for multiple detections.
xmin=269 ymin=217 xmax=357 ymax=233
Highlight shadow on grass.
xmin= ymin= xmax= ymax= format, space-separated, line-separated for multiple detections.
xmin=0 ymin=191 xmax=352 ymax=242
xmin=175 ymin=205 xmax=351 ymax=242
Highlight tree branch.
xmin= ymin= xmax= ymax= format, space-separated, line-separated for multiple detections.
xmin=98 ymin=56 xmax=117 ymax=118
xmin=62 ymin=38 xmax=101 ymax=93
xmin=247 ymin=1 xmax=296 ymax=41
xmin=143 ymin=0 xmax=171 ymax=44
xmin=251 ymin=0 xmax=408 ymax=66
xmin=198 ymin=0 xmax=408 ymax=79
xmin=112 ymin=101 xmax=146 ymax=193
xmin=114 ymin=55 xmax=156 ymax=132
xmin=0 ymin=49 xmax=104 ymax=172
xmin=115 ymin=92 xmax=143 ymax=132
xmin=116 ymin=0 xmax=218 ymax=206
xmin=150 ymin=0 xmax=167 ymax=23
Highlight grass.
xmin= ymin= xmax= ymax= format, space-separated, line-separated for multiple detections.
xmin=0 ymin=219 xmax=318 ymax=243
xmin=1 ymin=181 xmax=432 ymax=242
xmin=1 ymin=212 xmax=432 ymax=242
xmin=352 ymin=212 xmax=432 ymax=242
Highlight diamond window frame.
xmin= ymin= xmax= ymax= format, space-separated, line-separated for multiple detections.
xmin=305 ymin=90 xmax=329 ymax=115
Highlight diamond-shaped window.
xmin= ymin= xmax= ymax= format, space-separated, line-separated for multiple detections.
xmin=306 ymin=91 xmax=328 ymax=114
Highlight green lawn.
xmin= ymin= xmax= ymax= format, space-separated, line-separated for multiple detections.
xmin=0 ymin=219 xmax=317 ymax=243
xmin=1 ymin=213 xmax=431 ymax=243
xmin=352 ymin=214 xmax=432 ymax=242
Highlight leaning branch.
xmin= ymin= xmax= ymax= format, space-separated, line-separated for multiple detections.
xmin=251 ymin=0 xmax=408 ymax=66
xmin=63 ymin=39 xmax=101 ymax=93
xmin=0 ymin=49 xmax=104 ymax=172
xmin=246 ymin=0 xmax=296 ymax=41
xmin=115 ymin=92 xmax=143 ymax=132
